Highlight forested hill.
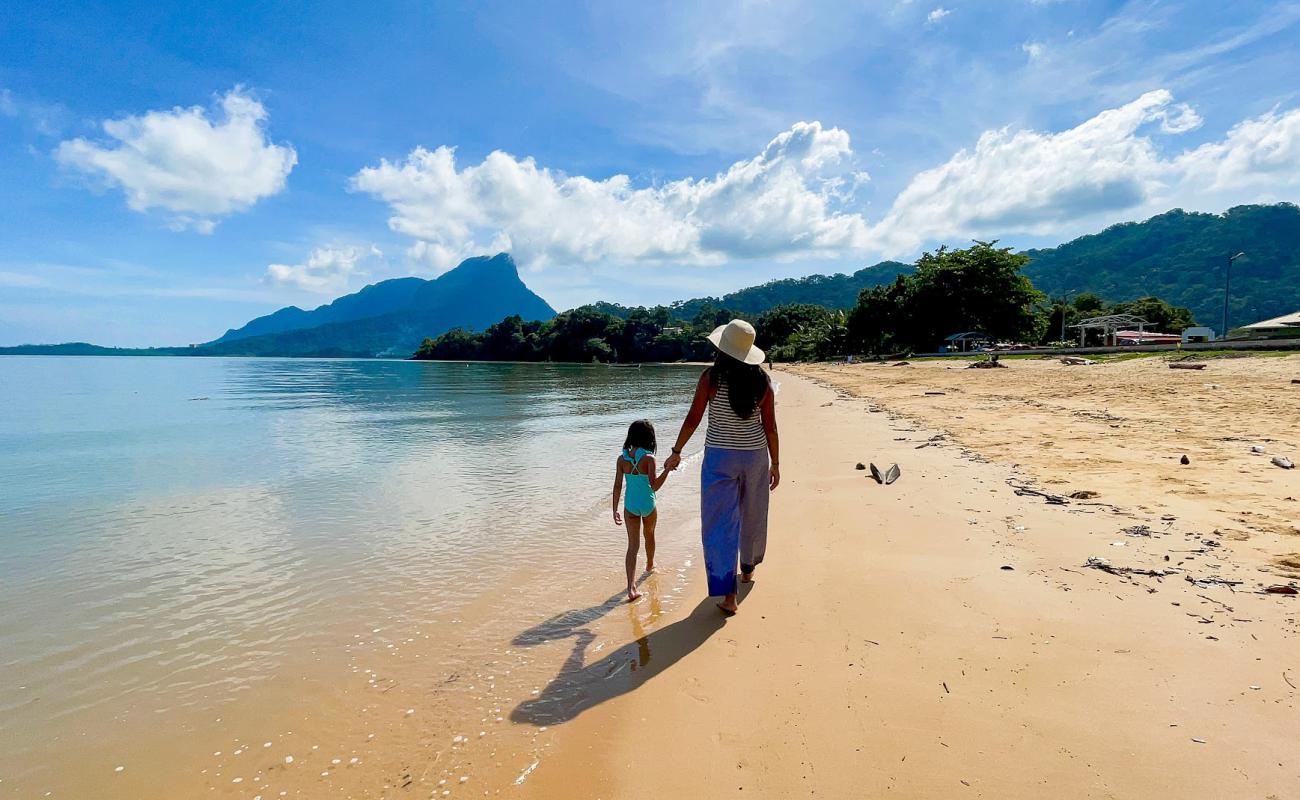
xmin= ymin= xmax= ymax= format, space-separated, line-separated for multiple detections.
xmin=664 ymin=260 xmax=914 ymax=318
xmin=1022 ymin=204 xmax=1300 ymax=328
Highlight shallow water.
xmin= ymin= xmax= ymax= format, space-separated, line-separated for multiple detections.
xmin=0 ymin=357 xmax=704 ymax=797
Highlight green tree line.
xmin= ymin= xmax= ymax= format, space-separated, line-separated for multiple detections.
xmin=413 ymin=241 xmax=1198 ymax=363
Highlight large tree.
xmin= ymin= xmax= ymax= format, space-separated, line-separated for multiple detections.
xmin=848 ymin=241 xmax=1044 ymax=353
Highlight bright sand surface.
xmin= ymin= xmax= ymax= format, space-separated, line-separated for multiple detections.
xmin=508 ymin=360 xmax=1299 ymax=798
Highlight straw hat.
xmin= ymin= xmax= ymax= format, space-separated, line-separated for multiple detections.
xmin=707 ymin=319 xmax=765 ymax=365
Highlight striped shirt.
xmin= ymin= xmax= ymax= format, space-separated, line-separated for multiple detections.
xmin=705 ymin=379 xmax=769 ymax=451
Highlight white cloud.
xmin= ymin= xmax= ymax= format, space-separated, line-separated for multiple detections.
xmin=867 ymin=90 xmax=1300 ymax=255
xmin=263 ymin=245 xmax=380 ymax=293
xmin=1022 ymin=41 xmax=1045 ymax=61
xmin=55 ymin=87 xmax=296 ymax=233
xmin=926 ymin=7 xmax=951 ymax=24
xmin=351 ymin=120 xmax=871 ymax=269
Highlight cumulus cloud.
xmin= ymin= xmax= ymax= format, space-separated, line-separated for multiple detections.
xmin=263 ymin=245 xmax=380 ymax=293
xmin=351 ymin=120 xmax=871 ymax=269
xmin=55 ymin=88 xmax=296 ymax=232
xmin=926 ymin=7 xmax=952 ymax=24
xmin=866 ymin=90 xmax=1300 ymax=255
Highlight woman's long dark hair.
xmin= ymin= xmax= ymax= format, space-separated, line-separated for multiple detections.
xmin=709 ymin=351 xmax=770 ymax=419
xmin=623 ymin=419 xmax=657 ymax=453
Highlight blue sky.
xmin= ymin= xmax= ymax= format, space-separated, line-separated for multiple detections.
xmin=2 ymin=0 xmax=1299 ymax=346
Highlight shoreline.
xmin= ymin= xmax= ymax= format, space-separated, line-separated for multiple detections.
xmin=507 ymin=367 xmax=1298 ymax=797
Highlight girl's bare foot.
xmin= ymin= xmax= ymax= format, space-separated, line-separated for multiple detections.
xmin=646 ymin=561 xmax=656 ymax=573
xmin=717 ymin=593 xmax=738 ymax=615
xmin=627 ymin=586 xmax=643 ymax=602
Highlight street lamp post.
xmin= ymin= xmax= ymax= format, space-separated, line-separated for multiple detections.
xmin=1222 ymin=252 xmax=1245 ymax=340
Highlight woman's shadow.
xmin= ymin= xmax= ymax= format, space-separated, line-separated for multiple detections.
xmin=510 ymin=582 xmax=736 ymax=726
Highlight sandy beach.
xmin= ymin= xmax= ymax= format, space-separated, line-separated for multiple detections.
xmin=25 ymin=359 xmax=1297 ymax=798
xmin=507 ymin=359 xmax=1299 ymax=798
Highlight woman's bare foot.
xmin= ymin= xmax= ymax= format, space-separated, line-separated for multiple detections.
xmin=645 ymin=561 xmax=656 ymax=573
xmin=717 ymin=593 xmax=738 ymax=615
xmin=627 ymin=586 xmax=643 ymax=602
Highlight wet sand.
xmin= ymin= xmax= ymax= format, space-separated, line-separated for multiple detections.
xmin=511 ymin=363 xmax=1299 ymax=798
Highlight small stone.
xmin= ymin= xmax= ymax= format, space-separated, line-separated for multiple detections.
xmin=114 ymin=766 xmax=124 ymax=773
xmin=1180 ymin=455 xmax=1190 ymax=465
xmin=284 ymin=756 xmax=294 ymax=765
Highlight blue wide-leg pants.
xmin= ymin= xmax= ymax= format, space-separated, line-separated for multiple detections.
xmin=700 ymin=446 xmax=770 ymax=597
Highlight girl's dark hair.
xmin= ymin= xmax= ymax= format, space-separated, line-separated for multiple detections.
xmin=623 ymin=419 xmax=656 ymax=453
xmin=709 ymin=351 xmax=770 ymax=419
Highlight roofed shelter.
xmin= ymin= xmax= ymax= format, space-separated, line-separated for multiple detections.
xmin=941 ymin=331 xmax=992 ymax=353
xmin=1232 ymin=310 xmax=1300 ymax=340
xmin=1070 ymin=314 xmax=1150 ymax=347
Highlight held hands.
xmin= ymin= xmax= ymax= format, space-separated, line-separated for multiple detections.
xmin=769 ymin=463 xmax=781 ymax=491
xmin=664 ymin=451 xmax=682 ymax=472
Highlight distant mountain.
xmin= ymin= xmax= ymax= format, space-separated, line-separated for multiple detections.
xmin=213 ymin=277 xmax=427 ymax=343
xmin=665 ymin=261 xmax=914 ymax=318
xmin=0 ymin=253 xmax=556 ymax=358
xmin=202 ymin=254 xmax=555 ymax=357
xmin=1022 ymin=204 xmax=1300 ymax=329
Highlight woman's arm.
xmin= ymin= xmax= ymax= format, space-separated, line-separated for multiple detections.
xmin=611 ymin=459 xmax=624 ymax=525
xmin=663 ymin=369 xmax=711 ymax=472
xmin=759 ymin=384 xmax=780 ymax=491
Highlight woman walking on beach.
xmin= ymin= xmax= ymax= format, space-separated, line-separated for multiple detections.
xmin=663 ymin=319 xmax=780 ymax=616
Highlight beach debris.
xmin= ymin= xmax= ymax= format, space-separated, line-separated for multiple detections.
xmin=1191 ymin=738 xmax=1207 ymax=744
xmin=1122 ymin=525 xmax=1153 ymax=537
xmin=1185 ymin=574 xmax=1241 ymax=588
xmin=515 ymin=761 xmax=541 ymax=786
xmin=1251 ymin=445 xmax=1266 ymax=453
xmin=1271 ymin=456 xmax=1295 ymax=470
xmin=1082 ymin=556 xmax=1177 ymax=579
xmin=1285 ymin=672 xmax=1298 ymax=690
xmin=1069 ymin=490 xmax=1100 ymax=499
xmin=924 ymin=391 xmax=946 ymax=396
xmin=869 ymin=463 xmax=884 ymax=484
xmin=1180 ymin=455 xmax=1191 ymax=465
xmin=1059 ymin=356 xmax=1095 ymax=366
xmin=1000 ymin=565 xmax=1014 ymax=571
xmin=1292 ymin=379 xmax=1300 ymax=384
xmin=1203 ymin=383 xmax=1220 ymax=389
xmin=1007 ymin=478 xmax=1068 ymax=505
xmin=1263 ymin=585 xmax=1298 ymax=595
xmin=1169 ymin=363 xmax=1207 ymax=370
xmin=892 ymin=361 xmax=911 ymax=366
xmin=884 ymin=464 xmax=901 ymax=485
xmin=967 ymin=356 xmax=1005 ymax=369
xmin=855 ymin=462 xmax=866 ymax=470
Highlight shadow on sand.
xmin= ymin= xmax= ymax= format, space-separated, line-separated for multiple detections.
xmin=510 ymin=581 xmax=751 ymax=726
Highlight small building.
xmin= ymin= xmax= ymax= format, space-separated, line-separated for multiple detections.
xmin=1181 ymin=326 xmax=1215 ymax=343
xmin=1232 ymin=310 xmax=1300 ymax=340
xmin=1115 ymin=330 xmax=1181 ymax=345
xmin=940 ymin=331 xmax=992 ymax=353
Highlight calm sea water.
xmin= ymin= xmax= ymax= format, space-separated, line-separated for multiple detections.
xmin=0 ymin=357 xmax=703 ymax=796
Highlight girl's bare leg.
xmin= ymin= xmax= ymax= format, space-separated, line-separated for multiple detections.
xmin=643 ymin=510 xmax=657 ymax=573
xmin=625 ymin=513 xmax=643 ymax=601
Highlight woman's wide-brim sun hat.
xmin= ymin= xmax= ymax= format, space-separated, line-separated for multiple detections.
xmin=707 ymin=319 xmax=765 ymax=365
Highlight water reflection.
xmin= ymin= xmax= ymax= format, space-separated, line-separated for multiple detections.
xmin=0 ymin=357 xmax=703 ymax=793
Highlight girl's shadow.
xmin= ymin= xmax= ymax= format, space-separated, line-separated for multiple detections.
xmin=510 ymin=592 xmax=727 ymax=726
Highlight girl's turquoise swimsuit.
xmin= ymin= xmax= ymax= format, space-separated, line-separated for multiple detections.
xmin=621 ymin=447 xmax=656 ymax=517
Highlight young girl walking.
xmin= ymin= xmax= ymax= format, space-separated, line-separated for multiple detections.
xmin=611 ymin=419 xmax=671 ymax=602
